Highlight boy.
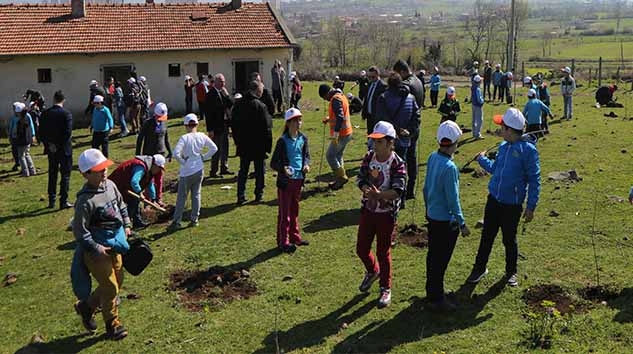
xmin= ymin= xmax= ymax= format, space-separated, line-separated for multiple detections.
xmin=72 ymin=148 xmax=130 ymax=340
xmin=471 ymin=75 xmax=485 ymax=139
xmin=560 ymin=67 xmax=576 ymax=120
xmin=466 ymin=108 xmax=541 ymax=287
xmin=523 ymin=89 xmax=553 ymax=136
xmin=90 ymin=95 xmax=114 ymax=158
xmin=168 ymin=114 xmax=218 ymax=231
xmin=356 ymin=121 xmax=407 ymax=308
xmin=424 ymin=120 xmax=471 ymax=310
xmin=319 ymin=83 xmax=353 ymax=189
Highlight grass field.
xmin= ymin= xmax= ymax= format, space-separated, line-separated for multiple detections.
xmin=2 ymin=81 xmax=633 ymax=353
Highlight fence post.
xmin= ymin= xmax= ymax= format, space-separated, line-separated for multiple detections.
xmin=521 ymin=61 xmax=525 ymax=80
xmin=571 ymin=59 xmax=575 ymax=76
xmin=589 ymin=68 xmax=592 ymax=87
xmin=598 ymin=56 xmax=602 ymax=87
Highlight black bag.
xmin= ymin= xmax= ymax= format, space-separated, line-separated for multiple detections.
xmin=123 ymin=238 xmax=153 ymax=276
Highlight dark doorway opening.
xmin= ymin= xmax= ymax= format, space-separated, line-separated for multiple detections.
xmin=103 ymin=65 xmax=133 ymax=86
xmin=197 ymin=62 xmax=209 ymax=78
xmin=234 ymin=60 xmax=260 ymax=94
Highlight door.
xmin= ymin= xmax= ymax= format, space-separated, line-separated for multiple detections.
xmin=197 ymin=62 xmax=209 ymax=78
xmin=103 ymin=65 xmax=133 ymax=86
xmin=234 ymin=60 xmax=260 ymax=94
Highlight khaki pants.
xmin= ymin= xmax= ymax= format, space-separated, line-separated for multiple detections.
xmin=84 ymin=252 xmax=123 ymax=326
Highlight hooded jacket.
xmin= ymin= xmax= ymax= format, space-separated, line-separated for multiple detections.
xmin=231 ymin=92 xmax=273 ymax=160
xmin=375 ymin=85 xmax=420 ymax=148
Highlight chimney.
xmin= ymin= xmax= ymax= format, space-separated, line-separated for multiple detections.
xmin=232 ymin=0 xmax=241 ymax=10
xmin=146 ymin=0 xmax=154 ymax=4
xmin=71 ymin=0 xmax=85 ymax=18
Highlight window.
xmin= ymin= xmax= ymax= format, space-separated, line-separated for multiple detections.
xmin=168 ymin=63 xmax=181 ymax=77
xmin=37 ymin=68 xmax=51 ymax=83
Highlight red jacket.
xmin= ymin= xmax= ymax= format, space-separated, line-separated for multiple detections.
xmin=108 ymin=156 xmax=154 ymax=202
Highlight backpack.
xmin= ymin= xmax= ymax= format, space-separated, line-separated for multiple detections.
xmin=16 ymin=114 xmax=33 ymax=146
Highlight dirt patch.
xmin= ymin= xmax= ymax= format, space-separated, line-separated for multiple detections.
xmin=164 ymin=178 xmax=179 ymax=193
xmin=142 ymin=204 xmax=175 ymax=224
xmin=523 ymin=284 xmax=587 ymax=314
xmin=397 ymin=223 xmax=429 ymax=248
xmin=577 ymin=284 xmax=621 ymax=303
xmin=471 ymin=169 xmax=489 ymax=178
xmin=547 ymin=170 xmax=582 ymax=183
xmin=168 ymin=266 xmax=258 ymax=311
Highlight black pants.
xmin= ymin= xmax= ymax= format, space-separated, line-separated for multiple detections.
xmin=237 ymin=157 xmax=265 ymax=200
xmin=474 ymin=194 xmax=522 ymax=275
xmin=493 ymin=85 xmax=500 ymax=101
xmin=426 ymin=217 xmax=459 ymax=302
xmin=91 ymin=131 xmax=109 ymax=158
xmin=404 ymin=136 xmax=418 ymax=198
xmin=526 ymin=124 xmax=543 ymax=137
xmin=395 ymin=145 xmax=409 ymax=207
xmin=430 ymin=90 xmax=439 ymax=107
xmin=484 ymin=80 xmax=491 ymax=100
xmin=197 ymin=101 xmax=206 ymax=121
xmin=291 ymin=93 xmax=301 ymax=109
xmin=273 ymin=89 xmax=283 ymax=113
xmin=48 ymin=150 xmax=72 ymax=204
xmin=498 ymin=86 xmax=506 ymax=102
xmin=127 ymin=197 xmax=143 ymax=226
xmin=210 ymin=131 xmax=229 ymax=174
xmin=186 ymin=95 xmax=193 ymax=114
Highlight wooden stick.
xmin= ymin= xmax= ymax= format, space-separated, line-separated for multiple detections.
xmin=127 ymin=190 xmax=167 ymax=212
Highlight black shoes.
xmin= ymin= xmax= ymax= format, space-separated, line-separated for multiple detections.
xmin=74 ymin=300 xmax=97 ymax=333
xmin=60 ymin=201 xmax=74 ymax=210
xmin=295 ymin=239 xmax=310 ymax=246
xmin=280 ymin=244 xmax=297 ymax=253
xmin=105 ymin=322 xmax=128 ymax=341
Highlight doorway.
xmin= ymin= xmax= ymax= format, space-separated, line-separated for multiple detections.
xmin=234 ymin=60 xmax=260 ymax=94
xmin=103 ymin=65 xmax=133 ymax=86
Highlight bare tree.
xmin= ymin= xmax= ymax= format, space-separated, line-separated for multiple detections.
xmin=464 ymin=0 xmax=495 ymax=61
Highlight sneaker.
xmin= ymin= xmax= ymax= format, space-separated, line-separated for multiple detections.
xmin=378 ymin=288 xmax=391 ymax=308
xmin=506 ymin=273 xmax=519 ymax=287
xmin=188 ymin=220 xmax=199 ymax=228
xmin=105 ymin=322 xmax=128 ymax=341
xmin=74 ymin=300 xmax=97 ymax=333
xmin=209 ymin=172 xmax=220 ymax=178
xmin=295 ymin=239 xmax=310 ymax=246
xmin=220 ymin=169 xmax=235 ymax=175
xmin=466 ymin=268 xmax=488 ymax=283
xmin=237 ymin=197 xmax=247 ymax=206
xmin=167 ymin=222 xmax=181 ymax=232
xmin=358 ymin=272 xmax=380 ymax=292
xmin=280 ymin=244 xmax=297 ymax=253
xmin=60 ymin=201 xmax=74 ymax=210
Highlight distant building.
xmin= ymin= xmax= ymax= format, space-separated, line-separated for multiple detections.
xmin=0 ymin=0 xmax=296 ymax=127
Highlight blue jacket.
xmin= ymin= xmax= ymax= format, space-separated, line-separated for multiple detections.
xmin=91 ymin=106 xmax=114 ymax=132
xmin=375 ymin=86 xmax=420 ymax=148
xmin=430 ymin=74 xmax=441 ymax=91
xmin=478 ymin=140 xmax=540 ymax=210
xmin=8 ymin=114 xmax=35 ymax=140
xmin=471 ymin=85 xmax=484 ymax=107
xmin=523 ymin=98 xmax=551 ymax=125
xmin=492 ymin=70 xmax=503 ymax=86
xmin=423 ymin=151 xmax=465 ymax=226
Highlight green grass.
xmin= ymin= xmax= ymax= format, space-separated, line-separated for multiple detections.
xmin=2 ymin=81 xmax=633 ymax=353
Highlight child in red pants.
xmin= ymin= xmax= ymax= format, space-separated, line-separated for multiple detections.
xmin=270 ymin=108 xmax=311 ymax=253
xmin=356 ymin=121 xmax=407 ymax=307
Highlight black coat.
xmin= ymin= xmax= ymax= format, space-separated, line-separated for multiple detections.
xmin=231 ymin=92 xmax=273 ymax=160
xmin=261 ymin=88 xmax=275 ymax=116
xmin=205 ymin=87 xmax=233 ymax=135
xmin=40 ymin=104 xmax=73 ymax=156
xmin=362 ymin=79 xmax=387 ymax=133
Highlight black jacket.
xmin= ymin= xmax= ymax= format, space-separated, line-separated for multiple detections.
xmin=85 ymin=86 xmax=107 ymax=116
xmin=136 ymin=118 xmax=171 ymax=156
xmin=402 ymin=73 xmax=424 ymax=108
xmin=261 ymin=88 xmax=275 ymax=116
xmin=362 ymin=79 xmax=387 ymax=133
xmin=231 ymin=92 xmax=273 ymax=160
xmin=205 ymin=87 xmax=233 ymax=135
xmin=40 ymin=104 xmax=73 ymax=156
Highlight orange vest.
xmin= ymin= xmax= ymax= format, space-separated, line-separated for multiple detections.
xmin=328 ymin=93 xmax=352 ymax=137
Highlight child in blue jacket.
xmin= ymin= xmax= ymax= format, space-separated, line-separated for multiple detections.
xmin=522 ymin=89 xmax=553 ymax=136
xmin=430 ymin=67 xmax=441 ymax=107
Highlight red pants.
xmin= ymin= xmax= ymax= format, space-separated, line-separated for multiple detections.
xmin=356 ymin=208 xmax=395 ymax=289
xmin=277 ymin=179 xmax=303 ymax=247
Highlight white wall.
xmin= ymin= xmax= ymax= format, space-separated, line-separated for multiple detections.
xmin=0 ymin=47 xmax=291 ymax=131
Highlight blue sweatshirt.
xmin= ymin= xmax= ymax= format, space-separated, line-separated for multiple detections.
xmin=523 ymin=98 xmax=551 ymax=125
xmin=492 ymin=70 xmax=503 ymax=86
xmin=471 ymin=85 xmax=484 ymax=107
xmin=8 ymin=114 xmax=35 ymax=139
xmin=478 ymin=140 xmax=541 ymax=210
xmin=131 ymin=165 xmax=156 ymax=200
xmin=423 ymin=151 xmax=465 ymax=226
xmin=430 ymin=74 xmax=441 ymax=91
xmin=91 ymin=106 xmax=114 ymax=132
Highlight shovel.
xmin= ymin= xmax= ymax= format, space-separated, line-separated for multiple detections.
xmin=460 ymin=143 xmax=499 ymax=173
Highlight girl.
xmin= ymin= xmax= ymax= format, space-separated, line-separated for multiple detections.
xmin=356 ymin=121 xmax=407 ymax=308
xmin=270 ymin=108 xmax=311 ymax=253
xmin=438 ymin=86 xmax=461 ymax=123
xmin=290 ymin=73 xmax=302 ymax=109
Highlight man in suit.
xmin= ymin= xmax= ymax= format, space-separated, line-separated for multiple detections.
xmin=205 ymin=73 xmax=234 ymax=178
xmin=40 ymin=90 xmax=74 ymax=209
xmin=361 ymin=66 xmax=387 ymax=150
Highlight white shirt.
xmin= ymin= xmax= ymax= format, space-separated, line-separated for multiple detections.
xmin=173 ymin=132 xmax=218 ymax=177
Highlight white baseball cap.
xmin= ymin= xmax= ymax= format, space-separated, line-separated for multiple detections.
xmin=234 ymin=93 xmax=243 ymax=99
xmin=506 ymin=72 xmax=513 ymax=79
xmin=78 ymin=148 xmax=113 ymax=173
xmin=360 ymin=70 xmax=367 ymax=76
xmin=13 ymin=102 xmax=25 ymax=113
xmin=89 ymin=80 xmax=98 ymax=87
xmin=152 ymin=154 xmax=166 ymax=170
xmin=437 ymin=120 xmax=463 ymax=146
xmin=523 ymin=76 xmax=532 ymax=84
xmin=473 ymin=75 xmax=482 ymax=83
xmin=284 ymin=107 xmax=302 ymax=121
xmin=561 ymin=66 xmax=571 ymax=74
xmin=527 ymin=89 xmax=537 ymax=98
xmin=368 ymin=121 xmax=396 ymax=139
xmin=185 ymin=75 xmax=192 ymax=81
xmin=447 ymin=86 xmax=456 ymax=96
xmin=473 ymin=61 xmax=479 ymax=66
xmin=139 ymin=76 xmax=147 ymax=82
xmin=493 ymin=107 xmax=525 ymax=130
xmin=484 ymin=60 xmax=490 ymax=64
xmin=127 ymin=77 xmax=136 ymax=84
xmin=93 ymin=95 xmax=104 ymax=103
xmin=495 ymin=63 xmax=501 ymax=68
xmin=154 ymin=102 xmax=168 ymax=121
xmin=183 ymin=113 xmax=198 ymax=126
xmin=335 ymin=75 xmax=340 ymax=80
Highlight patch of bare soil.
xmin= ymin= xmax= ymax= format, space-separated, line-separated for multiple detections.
xmin=577 ymin=284 xmax=621 ymax=303
xmin=164 ymin=178 xmax=179 ymax=193
xmin=142 ymin=204 xmax=175 ymax=224
xmin=397 ymin=223 xmax=429 ymax=248
xmin=523 ymin=284 xmax=587 ymax=315
xmin=169 ymin=266 xmax=257 ymax=311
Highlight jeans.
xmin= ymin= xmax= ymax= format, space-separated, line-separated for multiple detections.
xmin=426 ymin=217 xmax=459 ymax=302
xmin=16 ymin=145 xmax=35 ymax=176
xmin=210 ymin=131 xmax=229 ymax=174
xmin=237 ymin=157 xmax=265 ymax=200
xmin=473 ymin=194 xmax=523 ymax=275
xmin=472 ymin=105 xmax=483 ymax=138
xmin=92 ymin=131 xmax=110 ymax=158
xmin=356 ymin=208 xmax=394 ymax=289
xmin=127 ymin=197 xmax=143 ymax=226
xmin=395 ymin=144 xmax=410 ymax=205
xmin=116 ymin=103 xmax=128 ymax=133
xmin=493 ymin=85 xmax=500 ymax=101
xmin=277 ymin=179 xmax=304 ymax=247
xmin=326 ymin=134 xmax=352 ymax=170
xmin=47 ymin=150 xmax=72 ymax=204
xmin=563 ymin=95 xmax=573 ymax=119
xmin=172 ymin=170 xmax=203 ymax=224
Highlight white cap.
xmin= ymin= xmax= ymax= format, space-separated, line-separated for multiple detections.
xmin=360 ymin=70 xmax=367 ymax=76
xmin=473 ymin=61 xmax=479 ymax=66
xmin=154 ymin=102 xmax=168 ymax=121
xmin=13 ymin=102 xmax=25 ymax=113
xmin=506 ymin=72 xmax=513 ymax=78
xmin=420 ymin=69 xmax=426 ymax=75
xmin=498 ymin=107 xmax=526 ymax=130
xmin=234 ymin=93 xmax=243 ymax=99
xmin=368 ymin=121 xmax=396 ymax=139
xmin=78 ymin=148 xmax=113 ymax=173
xmin=284 ymin=108 xmax=302 ymax=121
xmin=437 ymin=120 xmax=463 ymax=145
xmin=523 ymin=76 xmax=532 ymax=84
xmin=185 ymin=75 xmax=192 ymax=80
xmin=93 ymin=95 xmax=104 ymax=103
xmin=434 ymin=66 xmax=439 ymax=72
xmin=447 ymin=86 xmax=456 ymax=96
xmin=127 ymin=77 xmax=136 ymax=84
xmin=335 ymin=75 xmax=340 ymax=80
xmin=139 ymin=76 xmax=147 ymax=82
xmin=152 ymin=154 xmax=166 ymax=169
xmin=473 ymin=75 xmax=482 ymax=83
xmin=183 ymin=113 xmax=198 ymax=126
xmin=562 ymin=66 xmax=571 ymax=74
xmin=484 ymin=60 xmax=489 ymax=64
xmin=346 ymin=92 xmax=353 ymax=99
xmin=495 ymin=63 xmax=501 ymax=68
xmin=89 ymin=80 xmax=98 ymax=87
xmin=527 ymin=89 xmax=537 ymax=98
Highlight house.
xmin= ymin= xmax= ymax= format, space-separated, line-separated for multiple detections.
xmin=0 ymin=0 xmax=297 ymax=128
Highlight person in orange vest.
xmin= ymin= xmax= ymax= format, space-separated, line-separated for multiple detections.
xmin=319 ymin=84 xmax=353 ymax=189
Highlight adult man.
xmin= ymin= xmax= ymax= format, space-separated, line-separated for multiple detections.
xmin=319 ymin=83 xmax=353 ymax=189
xmin=483 ymin=60 xmax=493 ymax=101
xmin=350 ymin=70 xmax=370 ymax=101
xmin=271 ymin=60 xmax=285 ymax=114
xmin=124 ymin=77 xmax=142 ymax=134
xmin=416 ymin=69 xmax=427 ymax=108
xmin=560 ymin=66 xmax=576 ymax=120
xmin=40 ymin=90 xmax=73 ymax=209
xmin=250 ymin=71 xmax=275 ymax=116
xmin=467 ymin=108 xmax=540 ymax=287
xmin=232 ymin=81 xmax=273 ymax=204
xmin=206 ymin=73 xmax=234 ymax=177
xmin=492 ymin=64 xmax=503 ymax=102
xmin=195 ymin=75 xmax=209 ymax=121
xmin=138 ymin=76 xmax=151 ymax=121
xmin=362 ymin=67 xmax=387 ymax=141
xmin=184 ymin=75 xmax=194 ymax=114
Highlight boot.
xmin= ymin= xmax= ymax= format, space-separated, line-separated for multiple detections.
xmin=328 ymin=167 xmax=349 ymax=190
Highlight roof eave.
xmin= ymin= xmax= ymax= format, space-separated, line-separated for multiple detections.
xmin=0 ymin=45 xmax=294 ymax=57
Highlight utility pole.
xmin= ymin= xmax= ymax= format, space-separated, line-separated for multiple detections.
xmin=506 ymin=0 xmax=515 ymax=73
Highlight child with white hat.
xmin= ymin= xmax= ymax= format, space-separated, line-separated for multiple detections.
xmin=9 ymin=102 xmax=37 ymax=176
xmin=471 ymin=75 xmax=485 ymax=139
xmin=522 ymin=89 xmax=553 ymax=136
xmin=90 ymin=95 xmax=114 ymax=158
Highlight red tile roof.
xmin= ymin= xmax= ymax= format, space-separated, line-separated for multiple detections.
xmin=0 ymin=2 xmax=295 ymax=56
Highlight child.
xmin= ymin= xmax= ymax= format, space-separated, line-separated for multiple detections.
xmin=423 ymin=120 xmax=471 ymax=311
xmin=356 ymin=121 xmax=407 ymax=308
xmin=72 ymin=148 xmax=130 ymax=340
xmin=270 ymin=108 xmax=311 ymax=253
xmin=9 ymin=102 xmax=36 ymax=176
xmin=522 ymin=89 xmax=552 ymax=136
xmin=471 ymin=75 xmax=485 ymax=139
xmin=90 ymin=95 xmax=114 ymax=158
xmin=536 ymin=79 xmax=551 ymax=133
xmin=438 ymin=86 xmax=461 ymax=123
xmin=467 ymin=108 xmax=541 ymax=288
xmin=168 ymin=114 xmax=218 ymax=231
xmin=429 ymin=67 xmax=441 ymax=107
